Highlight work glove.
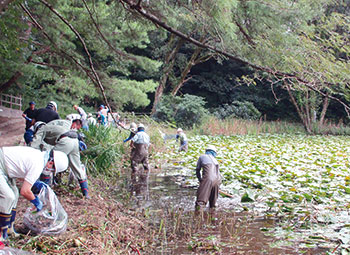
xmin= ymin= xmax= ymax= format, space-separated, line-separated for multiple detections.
xmin=79 ymin=140 xmax=87 ymax=151
xmin=31 ymin=181 xmax=46 ymax=195
xmin=78 ymin=132 xmax=85 ymax=141
xmin=30 ymin=196 xmax=43 ymax=212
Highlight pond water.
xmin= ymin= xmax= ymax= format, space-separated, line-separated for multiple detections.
xmin=114 ymin=167 xmax=329 ymax=254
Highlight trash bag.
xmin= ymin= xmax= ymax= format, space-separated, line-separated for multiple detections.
xmin=23 ymin=184 xmax=67 ymax=235
xmin=0 ymin=247 xmax=33 ymax=255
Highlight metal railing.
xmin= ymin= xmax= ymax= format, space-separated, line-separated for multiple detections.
xmin=0 ymin=93 xmax=22 ymax=110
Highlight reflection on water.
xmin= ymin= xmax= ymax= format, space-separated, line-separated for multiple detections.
xmin=115 ymin=171 xmax=328 ymax=254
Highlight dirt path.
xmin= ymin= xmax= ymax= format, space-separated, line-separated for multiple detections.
xmin=0 ymin=107 xmax=25 ymax=147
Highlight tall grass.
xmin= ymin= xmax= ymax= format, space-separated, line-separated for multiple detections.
xmin=196 ymin=116 xmax=306 ymax=136
xmin=82 ymin=119 xmax=168 ymax=177
xmin=196 ymin=116 xmax=350 ymax=136
xmin=82 ymin=125 xmax=126 ymax=176
xmin=310 ymin=120 xmax=350 ymax=135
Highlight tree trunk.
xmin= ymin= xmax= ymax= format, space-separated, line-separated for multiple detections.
xmin=171 ymin=46 xmax=202 ymax=96
xmin=151 ymin=37 xmax=184 ymax=114
xmin=285 ymin=82 xmax=312 ymax=133
xmin=319 ymin=92 xmax=329 ymax=125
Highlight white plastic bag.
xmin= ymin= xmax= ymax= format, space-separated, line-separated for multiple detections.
xmin=0 ymin=247 xmax=33 ymax=254
xmin=23 ymin=185 xmax=67 ymax=235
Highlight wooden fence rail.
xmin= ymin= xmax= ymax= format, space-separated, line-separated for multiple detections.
xmin=0 ymin=94 xmax=22 ymax=110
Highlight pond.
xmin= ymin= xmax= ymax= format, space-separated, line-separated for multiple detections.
xmin=115 ymin=165 xmax=329 ymax=254
xmin=149 ymin=134 xmax=350 ymax=253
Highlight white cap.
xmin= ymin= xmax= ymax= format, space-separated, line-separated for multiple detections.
xmin=48 ymin=101 xmax=58 ymax=111
xmin=206 ymin=145 xmax=216 ymax=153
xmin=177 ymin=128 xmax=183 ymax=133
xmin=130 ymin=122 xmax=137 ymax=132
xmin=138 ymin=123 xmax=144 ymax=128
xmin=53 ymin=151 xmax=69 ymax=173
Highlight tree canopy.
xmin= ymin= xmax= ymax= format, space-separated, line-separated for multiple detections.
xmin=0 ymin=0 xmax=349 ymax=125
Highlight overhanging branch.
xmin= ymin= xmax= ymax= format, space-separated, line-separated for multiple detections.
xmin=120 ymin=0 xmax=350 ymax=114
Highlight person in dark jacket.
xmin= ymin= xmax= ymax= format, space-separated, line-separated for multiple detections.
xmin=31 ymin=101 xmax=60 ymax=124
xmin=195 ymin=145 xmax=221 ymax=210
xmin=22 ymin=101 xmax=37 ymax=145
xmin=22 ymin=101 xmax=37 ymax=131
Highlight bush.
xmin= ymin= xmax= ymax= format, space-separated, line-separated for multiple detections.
xmin=213 ymin=101 xmax=261 ymax=120
xmin=82 ymin=125 xmax=125 ymax=176
xmin=153 ymin=94 xmax=208 ymax=128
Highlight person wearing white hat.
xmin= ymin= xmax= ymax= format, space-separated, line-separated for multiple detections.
xmin=30 ymin=119 xmax=90 ymax=199
xmin=73 ymin=105 xmax=88 ymax=130
xmin=123 ymin=122 xmax=137 ymax=143
xmin=130 ymin=123 xmax=150 ymax=181
xmin=195 ymin=145 xmax=222 ymax=210
xmin=31 ymin=101 xmax=60 ymax=127
xmin=176 ymin=128 xmax=188 ymax=152
xmin=0 ymin=146 xmax=68 ymax=242
xmin=87 ymin=113 xmax=97 ymax=126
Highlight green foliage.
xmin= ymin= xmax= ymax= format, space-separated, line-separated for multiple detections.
xmin=152 ymin=95 xmax=179 ymax=124
xmin=153 ymin=94 xmax=208 ymax=128
xmin=1 ymin=0 xmax=160 ymax=113
xmin=106 ymin=78 xmax=158 ymax=110
xmin=175 ymin=94 xmax=208 ymax=128
xmin=1 ymin=0 xmax=350 ymax=126
xmin=213 ymin=101 xmax=261 ymax=120
xmin=81 ymin=125 xmax=125 ymax=177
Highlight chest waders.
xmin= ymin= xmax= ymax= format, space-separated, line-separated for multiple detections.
xmin=195 ymin=156 xmax=221 ymax=210
xmin=131 ymin=143 xmax=149 ymax=181
xmin=0 ymin=149 xmax=19 ymax=241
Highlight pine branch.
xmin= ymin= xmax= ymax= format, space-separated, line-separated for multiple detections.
xmin=119 ymin=0 xmax=350 ymax=114
xmin=81 ymin=0 xmax=136 ymax=61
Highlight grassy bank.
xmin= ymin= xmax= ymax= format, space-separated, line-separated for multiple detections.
xmin=9 ymin=122 xmax=168 ymax=254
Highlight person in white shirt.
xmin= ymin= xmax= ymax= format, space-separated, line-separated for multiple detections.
xmin=176 ymin=128 xmax=188 ymax=152
xmin=0 ymin=147 xmax=68 ymax=242
xmin=130 ymin=123 xmax=150 ymax=181
xmin=73 ymin=105 xmax=88 ymax=130
xmin=87 ymin=113 xmax=97 ymax=126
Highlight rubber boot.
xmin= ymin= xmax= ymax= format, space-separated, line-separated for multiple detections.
xmin=7 ymin=209 xmax=19 ymax=237
xmin=79 ymin=180 xmax=90 ymax=199
xmin=0 ymin=213 xmax=11 ymax=242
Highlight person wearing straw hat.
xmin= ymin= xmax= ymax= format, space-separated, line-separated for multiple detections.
xmin=195 ymin=145 xmax=221 ymax=210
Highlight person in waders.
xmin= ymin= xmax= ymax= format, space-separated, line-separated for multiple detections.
xmin=0 ymin=147 xmax=68 ymax=243
xmin=30 ymin=119 xmax=90 ymax=199
xmin=123 ymin=122 xmax=137 ymax=143
xmin=130 ymin=123 xmax=150 ymax=182
xmin=195 ymin=145 xmax=221 ymax=211
xmin=176 ymin=128 xmax=188 ymax=152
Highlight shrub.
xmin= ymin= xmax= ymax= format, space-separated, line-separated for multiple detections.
xmin=82 ymin=125 xmax=125 ymax=176
xmin=213 ymin=101 xmax=261 ymax=120
xmin=153 ymin=94 xmax=208 ymax=128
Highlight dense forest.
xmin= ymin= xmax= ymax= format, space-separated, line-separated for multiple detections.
xmin=1 ymin=0 xmax=350 ymax=132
